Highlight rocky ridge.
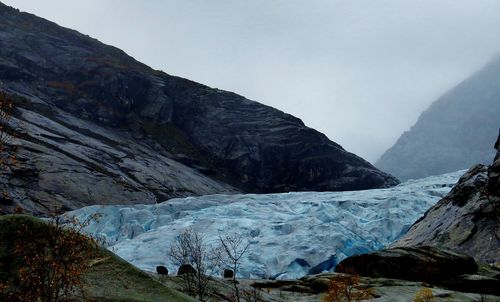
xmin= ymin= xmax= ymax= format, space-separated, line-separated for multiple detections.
xmin=0 ymin=2 xmax=398 ymax=214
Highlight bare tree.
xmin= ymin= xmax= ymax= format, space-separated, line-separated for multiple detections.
xmin=218 ymin=232 xmax=250 ymax=302
xmin=169 ymin=227 xmax=220 ymax=301
xmin=169 ymin=229 xmax=196 ymax=296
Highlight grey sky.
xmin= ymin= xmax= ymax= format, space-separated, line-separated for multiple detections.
xmin=5 ymin=0 xmax=500 ymax=162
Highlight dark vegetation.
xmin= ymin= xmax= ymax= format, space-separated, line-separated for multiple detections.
xmin=0 ymin=215 xmax=194 ymax=302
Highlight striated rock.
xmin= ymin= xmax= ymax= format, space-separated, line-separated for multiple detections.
xmin=0 ymin=2 xmax=398 ymax=215
xmin=392 ymin=132 xmax=500 ymax=265
xmin=0 ymin=92 xmax=236 ymax=215
xmin=376 ymin=57 xmax=500 ymax=181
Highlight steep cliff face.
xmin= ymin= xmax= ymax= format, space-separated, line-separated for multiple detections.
xmin=376 ymin=57 xmax=500 ymax=181
xmin=392 ymin=131 xmax=500 ymax=265
xmin=0 ymin=3 xmax=397 ymax=214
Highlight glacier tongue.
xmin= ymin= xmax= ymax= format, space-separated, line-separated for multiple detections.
xmin=67 ymin=170 xmax=464 ymax=279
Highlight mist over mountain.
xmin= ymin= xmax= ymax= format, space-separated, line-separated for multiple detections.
xmin=376 ymin=56 xmax=500 ymax=180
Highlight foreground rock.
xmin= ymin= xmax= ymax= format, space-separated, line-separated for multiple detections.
xmin=0 ymin=2 xmax=398 ymax=215
xmin=392 ymin=131 xmax=500 ymax=266
xmin=335 ymin=246 xmax=500 ymax=296
xmin=335 ymin=246 xmax=477 ymax=282
xmin=376 ymin=57 xmax=500 ymax=181
xmin=156 ymin=272 xmax=500 ymax=302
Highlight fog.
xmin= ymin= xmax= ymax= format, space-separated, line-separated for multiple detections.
xmin=5 ymin=0 xmax=500 ymax=162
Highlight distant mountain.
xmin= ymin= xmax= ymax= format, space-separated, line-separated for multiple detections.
xmin=376 ymin=57 xmax=500 ymax=180
xmin=392 ymin=132 xmax=500 ymax=266
xmin=0 ymin=3 xmax=397 ymax=215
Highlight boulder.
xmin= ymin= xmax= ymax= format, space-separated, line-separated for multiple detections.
xmin=223 ymin=269 xmax=234 ymax=278
xmin=156 ymin=265 xmax=168 ymax=275
xmin=335 ymin=246 xmax=478 ymax=283
xmin=177 ymin=264 xmax=196 ymax=275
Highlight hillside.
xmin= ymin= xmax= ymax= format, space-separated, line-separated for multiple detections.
xmin=376 ymin=56 xmax=500 ymax=180
xmin=0 ymin=2 xmax=397 ymax=215
xmin=0 ymin=214 xmax=195 ymax=302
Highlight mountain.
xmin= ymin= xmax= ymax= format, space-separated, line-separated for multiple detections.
xmin=0 ymin=3 xmax=398 ymax=215
xmin=67 ymin=170 xmax=462 ymax=279
xmin=392 ymin=131 xmax=500 ymax=266
xmin=376 ymin=56 xmax=500 ymax=181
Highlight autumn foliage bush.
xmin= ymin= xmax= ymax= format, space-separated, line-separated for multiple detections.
xmin=0 ymin=215 xmax=100 ymax=302
xmin=413 ymin=287 xmax=434 ymax=302
xmin=322 ymin=271 xmax=373 ymax=302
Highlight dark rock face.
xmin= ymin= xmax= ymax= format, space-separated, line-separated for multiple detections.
xmin=335 ymin=246 xmax=478 ymax=282
xmin=0 ymin=3 xmax=398 ymax=214
xmin=335 ymin=246 xmax=500 ymax=296
xmin=489 ymin=129 xmax=500 ymax=193
xmin=177 ymin=264 xmax=196 ymax=275
xmin=392 ymin=133 xmax=500 ymax=265
xmin=156 ymin=265 xmax=168 ymax=275
xmin=376 ymin=57 xmax=500 ymax=181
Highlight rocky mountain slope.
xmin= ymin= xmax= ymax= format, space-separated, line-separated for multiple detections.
xmin=376 ymin=56 xmax=500 ymax=180
xmin=0 ymin=2 xmax=397 ymax=215
xmin=392 ymin=131 xmax=500 ymax=266
xmin=67 ymin=170 xmax=462 ymax=279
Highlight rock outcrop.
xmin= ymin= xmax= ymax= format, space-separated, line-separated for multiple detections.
xmin=0 ymin=2 xmax=398 ymax=215
xmin=392 ymin=131 xmax=500 ymax=266
xmin=376 ymin=57 xmax=500 ymax=181
xmin=335 ymin=246 xmax=500 ymax=296
xmin=335 ymin=246 xmax=478 ymax=282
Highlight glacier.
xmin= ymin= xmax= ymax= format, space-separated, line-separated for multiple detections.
xmin=67 ymin=170 xmax=464 ymax=279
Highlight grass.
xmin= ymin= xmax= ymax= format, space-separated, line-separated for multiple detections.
xmin=0 ymin=214 xmax=195 ymax=302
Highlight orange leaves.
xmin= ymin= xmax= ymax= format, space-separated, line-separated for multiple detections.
xmin=323 ymin=271 xmax=373 ymax=302
xmin=4 ymin=217 xmax=100 ymax=301
xmin=413 ymin=287 xmax=434 ymax=302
